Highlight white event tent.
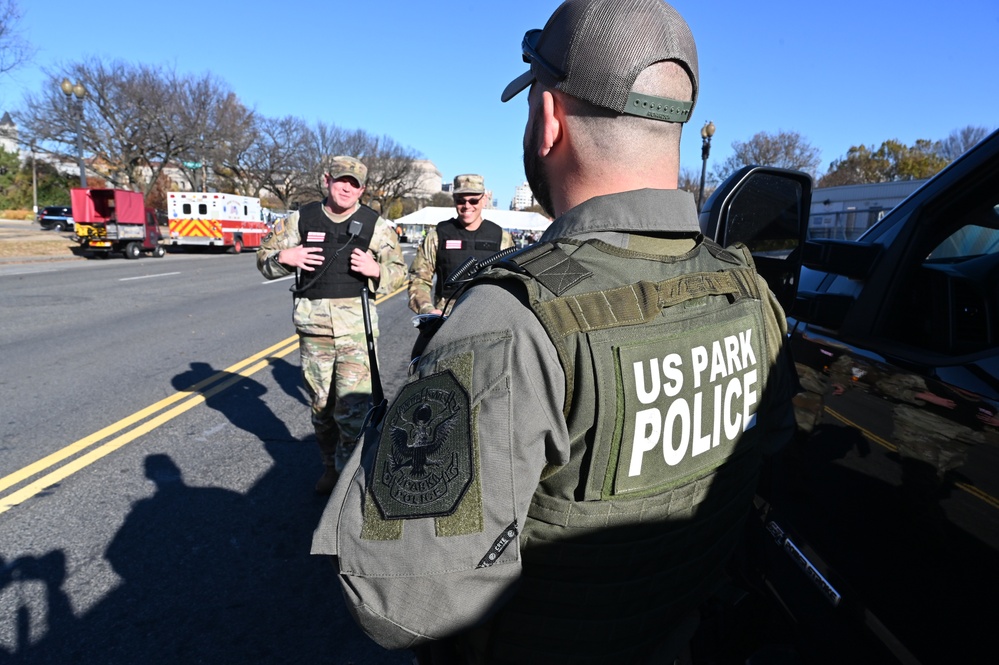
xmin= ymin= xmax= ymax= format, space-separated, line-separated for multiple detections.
xmin=394 ymin=207 xmax=552 ymax=232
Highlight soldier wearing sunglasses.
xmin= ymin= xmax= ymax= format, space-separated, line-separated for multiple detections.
xmin=407 ymin=174 xmax=514 ymax=316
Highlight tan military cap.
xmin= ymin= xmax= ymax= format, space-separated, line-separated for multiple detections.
xmin=453 ymin=174 xmax=485 ymax=195
xmin=328 ymin=156 xmax=367 ymax=186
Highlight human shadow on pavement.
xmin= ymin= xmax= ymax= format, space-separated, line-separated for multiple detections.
xmin=271 ymin=355 xmax=311 ymax=408
xmin=1 ymin=360 xmax=409 ymax=664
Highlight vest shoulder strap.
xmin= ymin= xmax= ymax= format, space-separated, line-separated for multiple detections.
xmin=502 ymin=241 xmax=592 ymax=296
xmin=352 ymin=203 xmax=380 ymax=226
xmin=296 ymin=201 xmax=323 ymax=235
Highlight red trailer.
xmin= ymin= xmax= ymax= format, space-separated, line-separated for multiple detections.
xmin=72 ymin=188 xmax=166 ymax=259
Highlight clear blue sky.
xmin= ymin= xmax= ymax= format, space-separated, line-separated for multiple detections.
xmin=4 ymin=0 xmax=997 ymax=208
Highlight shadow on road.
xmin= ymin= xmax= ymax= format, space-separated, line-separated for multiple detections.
xmin=0 ymin=361 xmax=408 ymax=665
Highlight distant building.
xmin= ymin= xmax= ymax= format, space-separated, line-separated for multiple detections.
xmin=511 ymin=181 xmax=536 ymax=210
xmin=809 ymin=179 xmax=928 ymax=240
xmin=407 ymin=159 xmax=444 ymax=199
xmin=0 ymin=110 xmax=97 ymax=184
xmin=0 ymin=112 xmax=17 ymax=154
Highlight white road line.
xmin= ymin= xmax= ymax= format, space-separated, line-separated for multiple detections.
xmin=119 ymin=272 xmax=181 ymax=282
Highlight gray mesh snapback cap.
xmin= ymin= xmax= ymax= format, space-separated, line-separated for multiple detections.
xmin=501 ymin=0 xmax=698 ymax=123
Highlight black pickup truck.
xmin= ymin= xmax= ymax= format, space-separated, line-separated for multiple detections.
xmin=701 ymin=129 xmax=998 ymax=664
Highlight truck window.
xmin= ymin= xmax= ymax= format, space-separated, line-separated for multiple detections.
xmin=928 ymin=225 xmax=999 ymax=261
xmin=198 ymin=204 xmax=208 ymax=215
xmin=182 ymin=203 xmax=192 ymax=215
xmin=882 ymin=184 xmax=999 ymax=356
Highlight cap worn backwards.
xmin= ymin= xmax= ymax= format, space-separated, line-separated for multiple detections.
xmin=328 ymin=156 xmax=368 ymax=186
xmin=501 ymin=0 xmax=698 ymax=124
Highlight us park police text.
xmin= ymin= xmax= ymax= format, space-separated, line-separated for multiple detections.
xmin=628 ymin=328 xmax=760 ymax=476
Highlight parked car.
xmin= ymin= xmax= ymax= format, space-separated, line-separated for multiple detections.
xmin=700 ymin=129 xmax=999 ymax=663
xmin=37 ymin=205 xmax=73 ymax=232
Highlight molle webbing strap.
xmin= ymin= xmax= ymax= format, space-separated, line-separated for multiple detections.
xmin=535 ymin=267 xmax=763 ymax=341
xmin=513 ymin=244 xmax=591 ymax=296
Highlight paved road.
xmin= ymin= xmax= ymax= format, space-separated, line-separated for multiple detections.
xmin=0 ymin=246 xmax=418 ymax=664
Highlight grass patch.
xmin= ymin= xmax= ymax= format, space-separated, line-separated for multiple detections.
xmin=0 ymin=210 xmax=36 ymax=221
xmin=0 ymin=238 xmax=79 ymax=258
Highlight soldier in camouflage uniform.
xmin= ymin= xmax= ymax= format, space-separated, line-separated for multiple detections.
xmin=257 ymin=156 xmax=406 ymax=494
xmin=408 ymin=174 xmax=514 ymax=316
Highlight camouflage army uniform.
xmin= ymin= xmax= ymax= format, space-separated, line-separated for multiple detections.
xmin=257 ymin=202 xmax=406 ymax=474
xmin=408 ymin=226 xmax=515 ymax=315
xmin=408 ymin=174 xmax=515 ymax=315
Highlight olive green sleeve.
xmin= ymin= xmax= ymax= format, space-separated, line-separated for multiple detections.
xmin=501 ymin=230 xmax=515 ymax=250
xmin=256 ymin=211 xmax=301 ymax=279
xmin=370 ymin=217 xmax=407 ymax=295
xmin=408 ymin=228 xmax=439 ymax=314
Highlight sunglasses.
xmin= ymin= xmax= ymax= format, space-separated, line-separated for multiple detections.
xmin=521 ymin=29 xmax=565 ymax=81
xmin=454 ymin=195 xmax=484 ymax=206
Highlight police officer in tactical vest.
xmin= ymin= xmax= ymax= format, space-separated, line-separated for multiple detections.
xmin=408 ymin=174 xmax=515 ymax=317
xmin=313 ymin=1 xmax=797 ymax=662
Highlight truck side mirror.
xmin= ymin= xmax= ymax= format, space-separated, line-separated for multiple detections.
xmin=699 ymin=166 xmax=812 ymax=313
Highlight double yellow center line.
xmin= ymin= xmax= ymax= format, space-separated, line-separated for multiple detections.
xmin=1 ymin=286 xmax=404 ymax=516
xmin=0 ymin=336 xmax=300 ymax=515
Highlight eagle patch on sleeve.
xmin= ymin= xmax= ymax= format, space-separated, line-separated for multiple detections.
xmin=371 ymin=370 xmax=473 ymax=520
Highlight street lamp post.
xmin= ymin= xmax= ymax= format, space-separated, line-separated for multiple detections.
xmin=697 ymin=120 xmax=715 ymax=212
xmin=31 ymin=142 xmax=38 ymax=216
xmin=60 ymin=78 xmax=88 ymax=188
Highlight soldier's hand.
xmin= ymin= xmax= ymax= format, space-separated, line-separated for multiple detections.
xmin=279 ymin=246 xmax=324 ymax=271
xmin=350 ymin=248 xmax=380 ymax=278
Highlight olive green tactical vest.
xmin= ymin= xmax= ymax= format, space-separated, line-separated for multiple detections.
xmin=465 ymin=236 xmax=779 ymax=664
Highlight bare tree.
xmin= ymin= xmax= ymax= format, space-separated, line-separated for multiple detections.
xmin=17 ymin=59 xmax=177 ymax=194
xmin=296 ymin=121 xmax=352 ymax=204
xmin=290 ymin=123 xmax=420 ymax=213
xmin=15 ymin=60 xmax=258 ymax=197
xmin=245 ymin=114 xmax=310 ymax=208
xmin=173 ymin=73 xmax=255 ymax=194
xmin=678 ymin=166 xmax=700 ymax=196
xmin=937 ymin=125 xmax=992 ymax=162
xmin=428 ymin=191 xmax=453 ymax=207
xmin=712 ymin=130 xmax=821 ymax=183
xmin=209 ymin=93 xmax=258 ymax=195
xmin=0 ymin=0 xmax=33 ymax=76
xmin=359 ymin=135 xmax=422 ymax=215
xmin=11 ymin=53 xmax=423 ymax=210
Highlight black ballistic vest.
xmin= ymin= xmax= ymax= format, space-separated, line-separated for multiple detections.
xmin=434 ymin=218 xmax=502 ymax=300
xmin=296 ymin=202 xmax=377 ymax=299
